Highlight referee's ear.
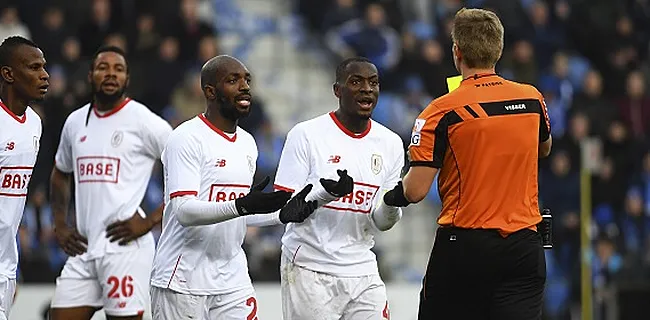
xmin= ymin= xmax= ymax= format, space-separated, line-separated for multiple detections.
xmin=333 ymin=82 xmax=341 ymax=98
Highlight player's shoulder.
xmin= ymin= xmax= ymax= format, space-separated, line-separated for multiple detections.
xmin=125 ymin=99 xmax=166 ymax=119
xmin=235 ymin=126 xmax=255 ymax=142
xmin=63 ymin=103 xmax=92 ymax=125
xmin=25 ymin=106 xmax=41 ymax=122
xmin=287 ymin=113 xmax=332 ymax=137
xmin=169 ymin=116 xmax=201 ymax=138
xmin=370 ymin=119 xmax=403 ymax=145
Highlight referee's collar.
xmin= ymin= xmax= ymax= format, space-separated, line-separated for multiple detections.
xmin=461 ymin=73 xmax=499 ymax=83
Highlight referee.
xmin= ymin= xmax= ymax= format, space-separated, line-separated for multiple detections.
xmin=384 ymin=8 xmax=552 ymax=320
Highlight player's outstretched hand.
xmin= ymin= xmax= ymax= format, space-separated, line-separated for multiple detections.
xmin=319 ymin=169 xmax=354 ymax=197
xmin=279 ymin=184 xmax=318 ymax=224
xmin=54 ymin=225 xmax=88 ymax=256
xmin=106 ymin=213 xmax=154 ymax=245
xmin=383 ymin=181 xmax=411 ymax=207
xmin=235 ymin=176 xmax=292 ymax=215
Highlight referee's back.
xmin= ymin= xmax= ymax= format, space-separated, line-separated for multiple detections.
xmin=410 ymin=73 xmax=550 ymax=234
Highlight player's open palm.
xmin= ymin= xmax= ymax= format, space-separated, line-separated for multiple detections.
xmin=235 ymin=176 xmax=292 ymax=215
xmin=279 ymin=184 xmax=318 ymax=223
xmin=54 ymin=226 xmax=88 ymax=256
xmin=320 ymin=169 xmax=354 ymax=197
xmin=106 ymin=213 xmax=153 ymax=245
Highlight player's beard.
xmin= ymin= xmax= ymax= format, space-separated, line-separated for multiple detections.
xmin=92 ymin=82 xmax=126 ymax=106
xmin=216 ymin=89 xmax=250 ymax=122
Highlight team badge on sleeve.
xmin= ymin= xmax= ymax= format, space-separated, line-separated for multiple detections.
xmin=410 ymin=118 xmax=426 ymax=146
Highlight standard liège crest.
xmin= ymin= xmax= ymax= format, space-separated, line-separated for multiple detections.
xmin=111 ymin=131 xmax=124 ymax=148
xmin=247 ymin=155 xmax=255 ymax=174
xmin=371 ymin=154 xmax=382 ymax=175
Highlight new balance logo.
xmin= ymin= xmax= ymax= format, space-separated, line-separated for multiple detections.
xmin=504 ymin=104 xmax=526 ymax=111
xmin=215 ymin=159 xmax=226 ymax=167
xmin=80 ymin=136 xmax=87 ymax=143
xmin=5 ymin=142 xmax=14 ymax=150
xmin=328 ymin=155 xmax=341 ymax=164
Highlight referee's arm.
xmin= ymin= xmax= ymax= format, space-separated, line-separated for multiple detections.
xmin=538 ymin=96 xmax=553 ymax=158
xmin=403 ymin=166 xmax=438 ymax=203
xmin=401 ymin=105 xmax=444 ymax=203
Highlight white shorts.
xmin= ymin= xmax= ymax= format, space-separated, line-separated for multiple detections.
xmin=0 ymin=276 xmax=16 ymax=320
xmin=280 ymin=255 xmax=390 ymax=320
xmin=150 ymin=286 xmax=257 ymax=320
xmin=50 ymin=244 xmax=154 ymax=317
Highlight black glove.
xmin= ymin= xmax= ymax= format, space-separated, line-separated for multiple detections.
xmin=235 ymin=176 xmax=292 ymax=215
xmin=319 ymin=169 xmax=354 ymax=197
xmin=279 ymin=184 xmax=318 ymax=223
xmin=383 ymin=181 xmax=410 ymax=207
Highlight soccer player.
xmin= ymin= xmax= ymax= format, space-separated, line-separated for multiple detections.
xmin=49 ymin=45 xmax=172 ymax=320
xmin=384 ymin=8 xmax=552 ymax=320
xmin=150 ymin=55 xmax=316 ymax=320
xmin=0 ymin=36 xmax=49 ymax=320
xmin=274 ymin=57 xmax=405 ymax=320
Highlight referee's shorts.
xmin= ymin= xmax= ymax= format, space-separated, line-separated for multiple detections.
xmin=418 ymin=227 xmax=546 ymax=320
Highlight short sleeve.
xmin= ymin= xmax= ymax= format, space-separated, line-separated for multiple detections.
xmin=273 ymin=126 xmax=311 ymax=193
xmin=408 ymin=104 xmax=447 ymax=168
xmin=539 ymin=96 xmax=551 ymax=142
xmin=54 ymin=116 xmax=74 ymax=173
xmin=141 ymin=111 xmax=173 ymax=159
xmin=163 ymin=132 xmax=202 ymax=199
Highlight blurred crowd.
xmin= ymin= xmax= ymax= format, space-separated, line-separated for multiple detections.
xmin=4 ymin=0 xmax=650 ymax=318
xmin=2 ymin=0 xmax=285 ymax=285
xmin=295 ymin=0 xmax=650 ymax=318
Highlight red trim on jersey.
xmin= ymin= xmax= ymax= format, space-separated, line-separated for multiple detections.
xmin=0 ymin=100 xmax=26 ymax=123
xmin=170 ymin=190 xmax=198 ymax=199
xmin=273 ymin=184 xmax=295 ymax=193
xmin=328 ymin=112 xmax=371 ymax=139
xmin=198 ymin=113 xmax=237 ymax=142
xmin=92 ymin=97 xmax=131 ymax=118
xmin=167 ymin=255 xmax=182 ymax=288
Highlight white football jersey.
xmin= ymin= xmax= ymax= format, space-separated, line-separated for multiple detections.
xmin=54 ymin=98 xmax=172 ymax=260
xmin=151 ymin=114 xmax=258 ymax=295
xmin=275 ymin=112 xmax=404 ymax=277
xmin=0 ymin=100 xmax=41 ymax=279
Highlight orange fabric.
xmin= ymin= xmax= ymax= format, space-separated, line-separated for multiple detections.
xmin=408 ymin=74 xmax=550 ymax=234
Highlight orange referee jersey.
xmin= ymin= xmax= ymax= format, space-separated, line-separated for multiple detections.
xmin=409 ymin=73 xmax=551 ymax=234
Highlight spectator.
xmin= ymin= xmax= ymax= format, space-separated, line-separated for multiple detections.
xmin=618 ymin=70 xmax=650 ymax=140
xmin=0 ymin=6 xmax=30 ymax=41
xmin=325 ymin=3 xmax=401 ymax=74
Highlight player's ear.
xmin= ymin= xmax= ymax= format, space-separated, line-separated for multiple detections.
xmin=203 ymin=84 xmax=215 ymax=100
xmin=0 ymin=66 xmax=13 ymax=83
xmin=333 ymin=82 xmax=340 ymax=98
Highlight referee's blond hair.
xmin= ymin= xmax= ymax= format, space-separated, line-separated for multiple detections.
xmin=451 ymin=8 xmax=504 ymax=69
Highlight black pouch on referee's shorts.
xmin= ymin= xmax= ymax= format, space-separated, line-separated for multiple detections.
xmin=538 ymin=208 xmax=553 ymax=249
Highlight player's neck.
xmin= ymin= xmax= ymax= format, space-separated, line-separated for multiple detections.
xmin=204 ymin=109 xmax=237 ymax=133
xmin=334 ymin=109 xmax=369 ymax=134
xmin=0 ymin=89 xmax=28 ymax=116
xmin=94 ymin=96 xmax=127 ymax=112
xmin=460 ymin=66 xmax=497 ymax=80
